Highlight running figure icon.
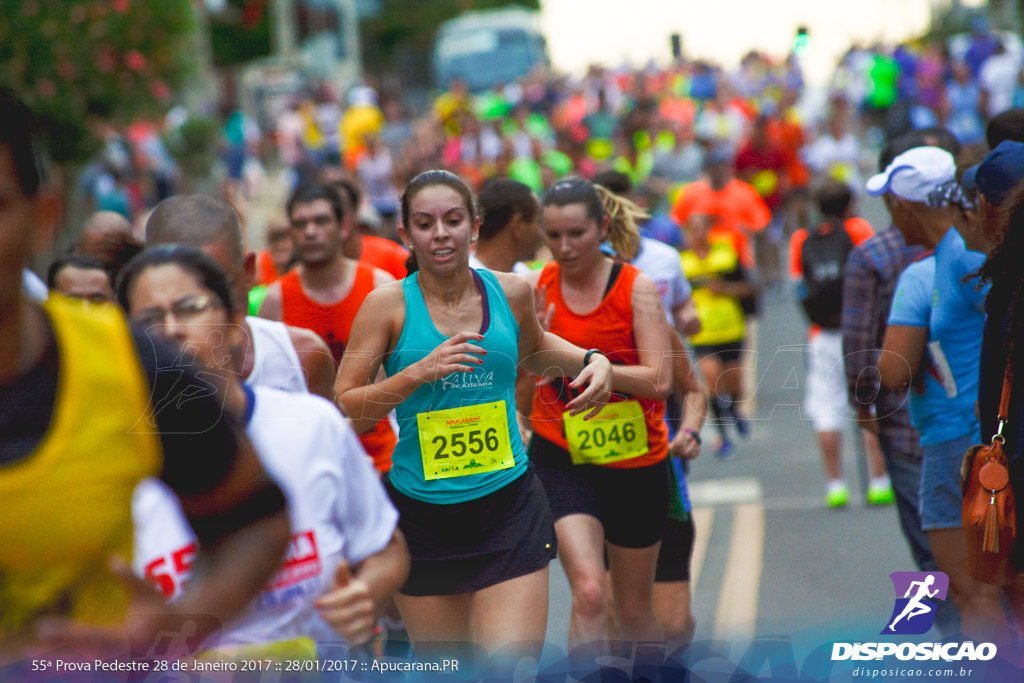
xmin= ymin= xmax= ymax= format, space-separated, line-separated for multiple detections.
xmin=888 ymin=574 xmax=939 ymax=631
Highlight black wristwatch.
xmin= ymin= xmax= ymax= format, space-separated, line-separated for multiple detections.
xmin=683 ymin=429 xmax=702 ymax=445
xmin=583 ymin=348 xmax=606 ymax=368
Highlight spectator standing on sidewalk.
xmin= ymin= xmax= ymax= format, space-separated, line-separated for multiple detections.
xmin=841 ymin=129 xmax=958 ymax=576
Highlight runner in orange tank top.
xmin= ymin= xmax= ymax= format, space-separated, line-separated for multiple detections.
xmin=278 ymin=262 xmax=375 ymax=362
xmin=258 ymin=184 xmax=397 ymax=472
xmin=531 ymin=261 xmax=669 ymax=467
xmin=523 ymin=177 xmax=673 ymax=651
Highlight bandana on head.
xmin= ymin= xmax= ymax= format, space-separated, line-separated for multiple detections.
xmin=926 ymin=180 xmax=972 ymax=210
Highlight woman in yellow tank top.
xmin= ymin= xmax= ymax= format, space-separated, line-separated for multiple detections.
xmin=0 ymin=85 xmax=290 ymax=662
xmin=679 ymin=213 xmax=755 ymax=458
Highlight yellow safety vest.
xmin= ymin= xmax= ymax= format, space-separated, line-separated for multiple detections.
xmin=0 ymin=296 xmax=162 ymax=641
xmin=680 ymin=242 xmax=747 ymax=346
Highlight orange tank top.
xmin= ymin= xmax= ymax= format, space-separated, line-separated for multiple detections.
xmin=256 ymin=251 xmax=280 ymax=286
xmin=279 ymin=263 xmax=396 ymax=471
xmin=529 ymin=261 xmax=668 ymax=468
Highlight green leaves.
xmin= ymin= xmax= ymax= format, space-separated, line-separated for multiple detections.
xmin=0 ymin=0 xmax=197 ymax=163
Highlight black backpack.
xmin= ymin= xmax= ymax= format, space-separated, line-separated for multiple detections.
xmin=799 ymin=222 xmax=853 ymax=329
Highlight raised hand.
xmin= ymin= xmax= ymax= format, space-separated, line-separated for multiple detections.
xmin=566 ymin=353 xmax=612 ymax=419
xmin=407 ymin=332 xmax=485 ymax=385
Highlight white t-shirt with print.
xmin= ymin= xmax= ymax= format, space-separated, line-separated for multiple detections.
xmin=631 ymin=236 xmax=692 ymax=324
xmin=132 ymin=386 xmax=398 ymax=649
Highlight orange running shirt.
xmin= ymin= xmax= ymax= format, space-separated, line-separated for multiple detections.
xmin=529 ymin=261 xmax=668 ymax=468
xmin=669 ymin=178 xmax=772 ymax=268
xmin=359 ymin=235 xmax=408 ymax=280
xmin=280 ymin=263 xmax=396 ymax=471
xmin=255 ymin=251 xmax=280 ymax=286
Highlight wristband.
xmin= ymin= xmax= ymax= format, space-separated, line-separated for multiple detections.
xmin=683 ymin=429 xmax=702 ymax=445
xmin=583 ymin=348 xmax=606 ymax=368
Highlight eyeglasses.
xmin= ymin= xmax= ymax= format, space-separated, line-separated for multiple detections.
xmin=132 ymin=294 xmax=222 ymax=328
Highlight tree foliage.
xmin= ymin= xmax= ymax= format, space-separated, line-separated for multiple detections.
xmin=360 ymin=0 xmax=540 ymax=85
xmin=0 ymin=0 xmax=197 ymax=163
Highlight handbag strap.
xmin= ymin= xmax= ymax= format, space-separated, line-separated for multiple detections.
xmin=995 ymin=364 xmax=1015 ymax=444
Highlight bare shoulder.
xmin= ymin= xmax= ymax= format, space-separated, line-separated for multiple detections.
xmin=366 ymin=277 xmax=405 ymax=302
xmin=257 ymin=281 xmax=284 ymax=320
xmin=631 ymin=271 xmax=666 ymax=317
xmin=371 ymin=266 xmax=396 ymax=287
xmin=286 ymin=325 xmax=330 ymax=354
xmin=632 ymin=270 xmax=660 ymax=296
xmin=358 ymin=279 xmax=406 ymax=326
xmin=521 ymin=268 xmax=543 ymax=289
xmin=492 ymin=270 xmax=534 ymax=313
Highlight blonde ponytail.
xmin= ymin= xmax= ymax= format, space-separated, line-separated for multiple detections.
xmin=594 ymin=184 xmax=647 ymax=262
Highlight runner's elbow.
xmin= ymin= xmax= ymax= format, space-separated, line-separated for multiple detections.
xmin=336 ymin=392 xmax=381 ymax=434
xmin=877 ymin=360 xmax=910 ymax=392
xmin=652 ymin=373 xmax=673 ymax=400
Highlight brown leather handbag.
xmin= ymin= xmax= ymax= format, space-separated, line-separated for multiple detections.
xmin=961 ymin=365 xmax=1017 ymax=585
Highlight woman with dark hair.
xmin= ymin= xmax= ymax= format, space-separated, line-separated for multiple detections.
xmin=524 ymin=177 xmax=673 ymax=649
xmin=974 ymin=185 xmax=1024 ymax=628
xmin=119 ymin=245 xmax=409 ymax=659
xmin=335 ymin=170 xmax=614 ymax=656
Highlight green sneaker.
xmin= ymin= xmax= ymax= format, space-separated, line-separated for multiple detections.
xmin=867 ymin=483 xmax=895 ymax=505
xmin=826 ymin=485 xmax=849 ymax=508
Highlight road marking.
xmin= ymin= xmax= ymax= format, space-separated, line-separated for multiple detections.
xmin=689 ymin=477 xmax=763 ymax=507
xmin=690 ymin=506 xmax=714 ymax=592
xmin=712 ymin=502 xmax=765 ymax=642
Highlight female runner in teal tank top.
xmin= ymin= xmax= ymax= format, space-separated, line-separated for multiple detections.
xmin=335 ymin=171 xmax=613 ymax=660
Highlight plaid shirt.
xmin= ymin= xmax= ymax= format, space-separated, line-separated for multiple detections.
xmin=841 ymin=224 xmax=926 ymax=460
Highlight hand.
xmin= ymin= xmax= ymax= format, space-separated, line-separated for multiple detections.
xmin=529 ymin=287 xmax=556 ymax=387
xmin=516 ymin=413 xmax=533 ymax=447
xmin=534 ymin=285 xmax=555 ymax=332
xmin=35 ymin=557 xmax=199 ymax=661
xmin=407 ymin=332 xmax=485 ymax=385
xmin=857 ymin=406 xmax=880 ymax=436
xmin=670 ymin=429 xmax=701 ymax=460
xmin=705 ymin=280 xmax=727 ymax=296
xmin=567 ymin=354 xmax=612 ymax=419
xmin=315 ymin=561 xmax=377 ymax=646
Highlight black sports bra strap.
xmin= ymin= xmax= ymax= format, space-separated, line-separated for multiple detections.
xmin=603 ymin=261 xmax=624 ymax=299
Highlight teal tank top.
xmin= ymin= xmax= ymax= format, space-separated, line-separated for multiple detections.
xmin=384 ymin=269 xmax=527 ymax=503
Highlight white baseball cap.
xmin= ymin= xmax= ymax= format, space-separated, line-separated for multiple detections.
xmin=865 ymin=146 xmax=957 ymax=202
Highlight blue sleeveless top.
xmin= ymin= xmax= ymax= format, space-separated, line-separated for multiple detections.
xmin=384 ymin=269 xmax=527 ymax=503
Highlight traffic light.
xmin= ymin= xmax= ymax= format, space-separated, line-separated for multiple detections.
xmin=793 ymin=26 xmax=810 ymax=56
xmin=671 ymin=33 xmax=683 ymax=59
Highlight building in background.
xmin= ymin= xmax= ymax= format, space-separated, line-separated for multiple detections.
xmin=206 ymin=0 xmax=361 ymax=127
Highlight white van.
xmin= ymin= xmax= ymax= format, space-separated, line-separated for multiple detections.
xmin=433 ymin=8 xmax=548 ymax=92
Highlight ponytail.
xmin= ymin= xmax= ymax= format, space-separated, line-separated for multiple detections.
xmin=542 ymin=176 xmax=646 ymax=262
xmin=405 ymin=251 xmax=419 ymax=274
xmin=594 ymin=184 xmax=646 ymax=262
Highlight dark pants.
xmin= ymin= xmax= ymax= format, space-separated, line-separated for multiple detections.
xmin=879 ymin=445 xmax=932 ymax=571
